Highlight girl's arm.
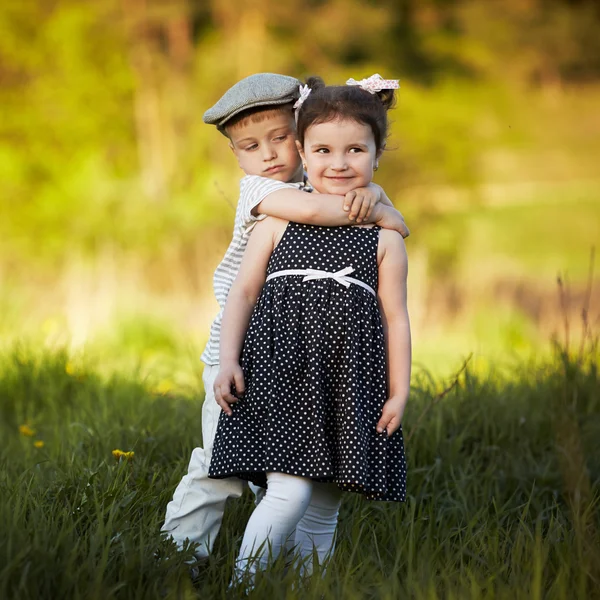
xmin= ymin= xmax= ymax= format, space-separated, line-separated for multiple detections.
xmin=375 ymin=229 xmax=412 ymax=435
xmin=256 ymin=187 xmax=409 ymax=237
xmin=214 ymin=217 xmax=285 ymax=415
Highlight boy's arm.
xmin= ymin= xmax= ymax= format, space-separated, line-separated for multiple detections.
xmin=256 ymin=187 xmax=410 ymax=237
xmin=214 ymin=218 xmax=280 ymax=415
xmin=362 ymin=184 xmax=410 ymax=237
xmin=371 ymin=184 xmax=394 ymax=208
xmin=343 ymin=183 xmax=394 ymax=218
xmin=342 ymin=184 xmax=408 ymax=238
xmin=375 ymin=229 xmax=411 ymax=435
xmin=371 ymin=203 xmax=410 ymax=238
xmin=256 ymin=187 xmax=365 ymax=225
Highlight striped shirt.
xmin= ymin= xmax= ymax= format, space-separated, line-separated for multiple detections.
xmin=201 ymin=175 xmax=310 ymax=365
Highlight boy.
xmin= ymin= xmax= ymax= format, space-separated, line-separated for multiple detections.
xmin=161 ymin=73 xmax=408 ymax=561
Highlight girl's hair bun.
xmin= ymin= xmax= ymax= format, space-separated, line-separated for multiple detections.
xmin=305 ymin=76 xmax=326 ymax=91
xmin=376 ymin=88 xmax=396 ymax=110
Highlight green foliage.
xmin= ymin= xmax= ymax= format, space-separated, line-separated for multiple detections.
xmin=0 ymin=345 xmax=598 ymax=598
xmin=1 ymin=0 xmax=599 ymax=270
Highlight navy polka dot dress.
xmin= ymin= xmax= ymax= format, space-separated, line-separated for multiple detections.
xmin=209 ymin=222 xmax=407 ymax=502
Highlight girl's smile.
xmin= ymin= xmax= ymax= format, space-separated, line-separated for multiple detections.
xmin=298 ymin=118 xmax=381 ymax=195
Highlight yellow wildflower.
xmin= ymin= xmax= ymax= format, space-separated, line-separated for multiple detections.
xmin=34 ymin=440 xmax=45 ymax=448
xmin=65 ymin=362 xmax=76 ymax=375
xmin=42 ymin=318 xmax=59 ymax=336
xmin=154 ymin=380 xmax=174 ymax=395
xmin=19 ymin=424 xmax=35 ymax=437
xmin=112 ymin=449 xmax=135 ymax=461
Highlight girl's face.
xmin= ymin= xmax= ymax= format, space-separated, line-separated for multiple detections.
xmin=297 ymin=118 xmax=381 ymax=195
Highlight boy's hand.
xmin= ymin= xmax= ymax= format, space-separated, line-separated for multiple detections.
xmin=373 ymin=205 xmax=410 ymax=238
xmin=343 ymin=185 xmax=381 ymax=223
xmin=214 ymin=361 xmax=245 ymax=416
xmin=376 ymin=396 xmax=407 ymax=436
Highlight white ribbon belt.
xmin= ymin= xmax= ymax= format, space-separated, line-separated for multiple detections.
xmin=266 ymin=266 xmax=376 ymax=297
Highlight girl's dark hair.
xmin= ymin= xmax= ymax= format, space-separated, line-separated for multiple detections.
xmin=296 ymin=76 xmax=396 ymax=151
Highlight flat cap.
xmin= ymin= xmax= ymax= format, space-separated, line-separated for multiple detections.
xmin=203 ymin=73 xmax=301 ymax=129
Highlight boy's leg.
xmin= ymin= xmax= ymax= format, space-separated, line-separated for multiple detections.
xmin=161 ymin=364 xmax=245 ymax=559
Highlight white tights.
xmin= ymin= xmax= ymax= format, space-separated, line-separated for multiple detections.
xmin=235 ymin=473 xmax=342 ymax=585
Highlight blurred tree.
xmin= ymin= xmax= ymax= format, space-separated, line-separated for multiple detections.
xmin=121 ymin=0 xmax=196 ymax=199
xmin=0 ymin=0 xmax=599 ymax=267
xmin=0 ymin=0 xmax=137 ymax=261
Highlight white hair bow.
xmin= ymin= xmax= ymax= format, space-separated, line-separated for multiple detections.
xmin=294 ymin=84 xmax=311 ymax=110
xmin=346 ymin=74 xmax=399 ymax=94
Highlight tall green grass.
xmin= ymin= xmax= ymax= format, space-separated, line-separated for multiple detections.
xmin=1 ymin=343 xmax=598 ymax=599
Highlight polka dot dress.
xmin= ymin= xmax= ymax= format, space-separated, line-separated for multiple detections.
xmin=209 ymin=223 xmax=407 ymax=502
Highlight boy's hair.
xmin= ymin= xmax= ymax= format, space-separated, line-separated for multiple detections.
xmin=221 ymin=103 xmax=295 ymax=138
xmin=296 ymin=76 xmax=396 ymax=152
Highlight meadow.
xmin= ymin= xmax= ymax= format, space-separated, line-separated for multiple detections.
xmin=1 ymin=334 xmax=598 ymax=599
xmin=2 ymin=3 xmax=600 ymax=597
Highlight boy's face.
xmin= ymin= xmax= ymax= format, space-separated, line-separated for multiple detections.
xmin=228 ymin=111 xmax=303 ymax=183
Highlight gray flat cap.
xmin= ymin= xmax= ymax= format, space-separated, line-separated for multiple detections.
xmin=203 ymin=73 xmax=301 ymax=129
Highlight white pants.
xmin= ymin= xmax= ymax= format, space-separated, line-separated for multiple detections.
xmin=235 ymin=473 xmax=342 ymax=586
xmin=162 ymin=365 xmax=342 ymax=566
xmin=162 ymin=364 xmax=250 ymax=558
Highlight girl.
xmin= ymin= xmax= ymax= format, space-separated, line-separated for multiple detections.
xmin=209 ymin=75 xmax=411 ymax=584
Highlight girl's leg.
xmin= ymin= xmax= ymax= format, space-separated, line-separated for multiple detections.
xmin=292 ymin=482 xmax=342 ymax=576
xmin=234 ymin=472 xmax=313 ymax=585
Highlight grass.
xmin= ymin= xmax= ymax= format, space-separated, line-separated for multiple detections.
xmin=1 ymin=340 xmax=599 ymax=599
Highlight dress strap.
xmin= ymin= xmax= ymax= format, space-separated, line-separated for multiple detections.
xmin=266 ymin=266 xmax=376 ymax=297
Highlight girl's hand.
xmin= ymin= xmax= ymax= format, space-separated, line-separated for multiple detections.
xmin=213 ymin=361 xmax=245 ymax=416
xmin=343 ymin=185 xmax=381 ymax=223
xmin=376 ymin=396 xmax=407 ymax=436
